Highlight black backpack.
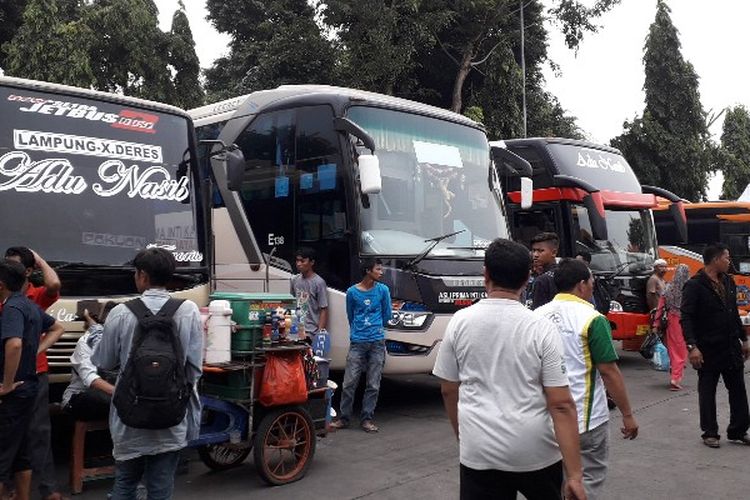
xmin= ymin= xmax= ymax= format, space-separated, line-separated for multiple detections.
xmin=113 ymin=298 xmax=191 ymax=430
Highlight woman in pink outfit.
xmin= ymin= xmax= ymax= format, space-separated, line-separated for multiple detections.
xmin=654 ymin=264 xmax=690 ymax=390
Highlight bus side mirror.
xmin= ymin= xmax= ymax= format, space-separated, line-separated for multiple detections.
xmin=225 ymin=148 xmax=246 ymax=191
xmin=358 ymin=154 xmax=381 ymax=194
xmin=520 ymin=177 xmax=533 ymax=209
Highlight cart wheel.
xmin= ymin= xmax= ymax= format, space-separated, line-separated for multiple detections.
xmin=198 ymin=444 xmax=251 ymax=471
xmin=253 ymin=406 xmax=316 ymax=485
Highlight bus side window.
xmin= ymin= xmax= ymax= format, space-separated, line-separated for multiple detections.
xmin=196 ymin=121 xmax=228 ymax=208
xmin=234 ymin=110 xmax=296 ymax=268
xmin=295 ymin=105 xmax=350 ymax=291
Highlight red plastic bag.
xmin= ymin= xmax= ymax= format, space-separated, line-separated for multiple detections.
xmin=259 ymin=353 xmax=308 ymax=406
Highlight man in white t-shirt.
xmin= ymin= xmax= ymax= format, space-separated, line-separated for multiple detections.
xmin=536 ymin=258 xmax=638 ymax=500
xmin=433 ymin=238 xmax=586 ymax=500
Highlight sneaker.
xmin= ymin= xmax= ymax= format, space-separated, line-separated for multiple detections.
xmin=361 ymin=419 xmax=379 ymax=433
xmin=329 ymin=418 xmax=349 ymax=430
xmin=703 ymin=437 xmax=721 ymax=448
xmin=728 ymin=435 xmax=750 ymax=445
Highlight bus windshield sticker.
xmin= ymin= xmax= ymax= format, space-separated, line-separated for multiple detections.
xmin=0 ymin=151 xmax=190 ymax=202
xmin=317 ymin=164 xmax=336 ymax=191
xmin=575 ymin=148 xmax=627 ymax=174
xmin=413 ymin=140 xmax=463 ymax=169
xmin=14 ymin=129 xmax=163 ymax=163
xmin=9 ymin=94 xmax=159 ymax=134
xmin=275 ymin=176 xmax=289 ymax=198
xmin=300 ymin=172 xmax=314 ymax=190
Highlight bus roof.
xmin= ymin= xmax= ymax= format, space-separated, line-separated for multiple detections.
xmin=655 ymin=200 xmax=750 ymax=212
xmin=0 ymin=75 xmax=191 ymax=119
xmin=504 ymin=137 xmax=625 ymax=156
xmin=188 ymin=85 xmax=483 ymax=130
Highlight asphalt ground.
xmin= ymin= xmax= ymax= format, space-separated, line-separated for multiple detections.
xmin=50 ymin=347 xmax=750 ymax=499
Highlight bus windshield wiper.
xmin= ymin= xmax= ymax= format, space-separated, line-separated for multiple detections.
xmin=405 ymin=229 xmax=466 ymax=269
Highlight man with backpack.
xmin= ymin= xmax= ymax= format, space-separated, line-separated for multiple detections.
xmin=92 ymin=248 xmax=203 ymax=500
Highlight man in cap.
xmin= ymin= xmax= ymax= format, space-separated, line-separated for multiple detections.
xmin=647 ymin=259 xmax=668 ymax=311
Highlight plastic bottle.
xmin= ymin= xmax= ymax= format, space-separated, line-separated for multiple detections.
xmin=271 ymin=313 xmax=280 ymax=342
xmin=288 ymin=309 xmax=299 ymax=342
xmin=262 ymin=311 xmax=272 ymax=346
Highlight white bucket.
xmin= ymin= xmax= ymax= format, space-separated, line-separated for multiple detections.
xmin=205 ymin=300 xmax=232 ymax=364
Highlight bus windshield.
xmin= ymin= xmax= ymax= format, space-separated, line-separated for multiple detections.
xmin=0 ymin=86 xmax=204 ymax=268
xmin=348 ymin=106 xmax=506 ymax=258
xmin=572 ymin=206 xmax=657 ymax=275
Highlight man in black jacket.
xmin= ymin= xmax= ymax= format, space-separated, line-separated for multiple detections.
xmin=681 ymin=243 xmax=750 ymax=448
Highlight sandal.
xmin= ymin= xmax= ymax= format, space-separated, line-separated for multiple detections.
xmin=669 ymin=381 xmax=682 ymax=391
xmin=361 ymin=419 xmax=379 ymax=433
xmin=703 ymin=437 xmax=720 ymax=448
xmin=329 ymin=418 xmax=349 ymax=430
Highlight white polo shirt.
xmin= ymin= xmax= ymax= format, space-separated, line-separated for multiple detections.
xmin=433 ymin=298 xmax=570 ymax=472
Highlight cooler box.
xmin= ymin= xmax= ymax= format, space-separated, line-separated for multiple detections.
xmin=210 ymin=292 xmax=296 ymax=355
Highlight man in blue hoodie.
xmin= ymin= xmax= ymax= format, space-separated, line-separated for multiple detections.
xmin=331 ymin=258 xmax=392 ymax=433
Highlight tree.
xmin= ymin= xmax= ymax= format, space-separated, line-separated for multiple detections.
xmin=420 ymin=0 xmax=620 ymax=113
xmin=168 ymin=1 xmax=204 ymax=109
xmin=719 ymin=106 xmax=750 ymax=200
xmin=0 ymin=0 xmax=28 ymax=70
xmin=611 ymin=0 xmax=712 ymax=201
xmin=3 ymin=0 xmax=94 ymax=86
xmin=322 ymin=0 xmax=429 ymax=96
xmin=85 ymin=0 xmax=173 ymax=102
xmin=205 ymin=0 xmax=336 ymax=102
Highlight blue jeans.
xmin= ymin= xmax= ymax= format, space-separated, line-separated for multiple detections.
xmin=110 ymin=451 xmax=180 ymax=500
xmin=340 ymin=340 xmax=386 ymax=423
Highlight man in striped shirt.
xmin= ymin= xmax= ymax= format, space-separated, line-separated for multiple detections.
xmin=536 ymin=258 xmax=638 ymax=500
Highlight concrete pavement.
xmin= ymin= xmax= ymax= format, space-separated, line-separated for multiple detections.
xmin=69 ymin=348 xmax=750 ymax=499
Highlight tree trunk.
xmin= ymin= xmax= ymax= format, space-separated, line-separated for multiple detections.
xmin=451 ymin=50 xmax=473 ymax=113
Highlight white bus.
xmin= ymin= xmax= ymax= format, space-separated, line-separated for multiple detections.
xmin=191 ymin=85 xmax=530 ymax=374
xmin=0 ymin=76 xmax=210 ymax=397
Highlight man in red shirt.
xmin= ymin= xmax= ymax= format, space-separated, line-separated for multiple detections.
xmin=5 ymin=247 xmax=65 ymax=500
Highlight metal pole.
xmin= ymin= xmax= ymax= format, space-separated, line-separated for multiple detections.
xmin=520 ymin=0 xmax=527 ymax=137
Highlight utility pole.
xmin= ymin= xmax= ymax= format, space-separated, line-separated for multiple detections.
xmin=520 ymin=0 xmax=527 ymax=137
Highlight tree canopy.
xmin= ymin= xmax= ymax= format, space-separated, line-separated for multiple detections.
xmin=205 ymin=0 xmax=615 ymax=140
xmin=2 ymin=0 xmax=204 ymax=109
xmin=611 ymin=0 xmax=713 ymax=201
xmin=719 ymin=106 xmax=750 ymax=200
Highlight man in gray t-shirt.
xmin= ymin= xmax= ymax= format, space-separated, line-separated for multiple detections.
xmin=290 ymin=247 xmax=329 ymax=337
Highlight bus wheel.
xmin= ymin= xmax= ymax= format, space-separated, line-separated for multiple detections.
xmin=253 ymin=406 xmax=316 ymax=485
xmin=197 ymin=444 xmax=251 ymax=471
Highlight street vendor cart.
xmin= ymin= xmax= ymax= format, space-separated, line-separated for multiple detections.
xmin=189 ymin=294 xmax=332 ymax=486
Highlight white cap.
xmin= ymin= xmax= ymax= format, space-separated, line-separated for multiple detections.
xmin=654 ymin=259 xmax=667 ymax=266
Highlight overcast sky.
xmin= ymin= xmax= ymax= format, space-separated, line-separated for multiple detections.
xmin=154 ymin=0 xmax=748 ymax=198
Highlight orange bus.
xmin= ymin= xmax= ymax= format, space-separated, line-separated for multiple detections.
xmin=655 ymin=201 xmax=750 ymax=316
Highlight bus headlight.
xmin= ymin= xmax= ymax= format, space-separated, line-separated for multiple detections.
xmin=388 ymin=310 xmax=432 ymax=330
xmin=609 ymin=300 xmax=623 ymax=312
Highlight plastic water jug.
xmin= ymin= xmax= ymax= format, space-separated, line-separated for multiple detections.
xmin=206 ymin=300 xmax=232 ymax=364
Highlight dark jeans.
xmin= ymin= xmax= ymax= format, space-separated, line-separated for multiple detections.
xmin=110 ymin=451 xmax=180 ymax=500
xmin=339 ymin=340 xmax=386 ymax=423
xmin=460 ymin=461 xmax=563 ymax=500
xmin=0 ymin=392 xmax=35 ymax=483
xmin=698 ymin=366 xmax=750 ymax=440
xmin=29 ymin=373 xmax=58 ymax=497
